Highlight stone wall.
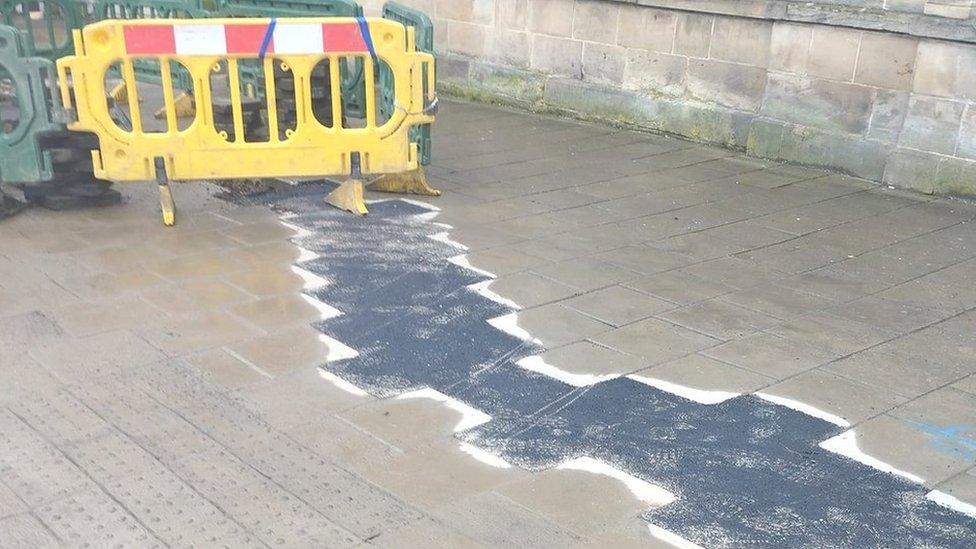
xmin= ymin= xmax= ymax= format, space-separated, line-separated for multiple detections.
xmin=360 ymin=0 xmax=976 ymax=195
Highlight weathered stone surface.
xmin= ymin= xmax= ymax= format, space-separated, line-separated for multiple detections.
xmin=622 ymin=49 xmax=686 ymax=95
xmin=674 ymin=12 xmax=714 ymax=57
xmin=544 ymin=77 xmax=641 ymax=123
xmin=616 ymin=5 xmax=677 ymax=52
xmin=686 ymin=59 xmax=768 ymax=112
xmin=914 ymin=40 xmax=976 ymax=99
xmin=468 ymin=61 xmax=547 ymax=103
xmin=899 ymin=96 xmax=965 ymax=154
xmin=867 ymin=90 xmax=910 ymax=141
xmin=709 ymin=17 xmax=773 ymax=67
xmin=528 ymin=0 xmax=574 ymax=36
xmin=582 ymin=43 xmax=627 ymax=84
xmin=958 ymin=106 xmax=976 ymax=160
xmin=496 ymin=0 xmax=528 ymax=30
xmin=807 ymin=26 xmax=860 ymax=81
xmin=854 ymin=32 xmax=918 ymax=90
xmin=573 ymin=0 xmax=619 ymax=43
xmin=448 ymin=21 xmax=487 ymax=57
xmin=486 ymin=28 xmax=532 ymax=68
xmin=747 ymin=118 xmax=889 ymax=180
xmin=531 ymin=35 xmax=583 ymax=77
xmin=761 ymin=74 xmax=873 ymax=133
xmin=769 ymin=21 xmax=812 ymax=73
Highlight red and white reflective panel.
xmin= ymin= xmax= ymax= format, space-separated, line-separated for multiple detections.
xmin=122 ymin=22 xmax=369 ymax=56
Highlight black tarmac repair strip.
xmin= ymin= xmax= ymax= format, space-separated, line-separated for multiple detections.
xmin=260 ymin=186 xmax=976 ymax=548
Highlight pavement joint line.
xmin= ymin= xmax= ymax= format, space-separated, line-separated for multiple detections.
xmin=222 ymin=347 xmax=274 ymax=380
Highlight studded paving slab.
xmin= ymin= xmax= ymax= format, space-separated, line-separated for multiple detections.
xmin=1 ymin=99 xmax=976 ymax=547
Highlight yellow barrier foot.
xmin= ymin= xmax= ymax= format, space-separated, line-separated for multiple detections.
xmin=368 ymin=167 xmax=441 ymax=197
xmin=109 ymin=81 xmax=127 ymax=104
xmin=326 ymin=180 xmax=368 ymax=216
xmin=154 ymin=92 xmax=195 ymax=120
xmin=158 ymin=183 xmax=176 ymax=226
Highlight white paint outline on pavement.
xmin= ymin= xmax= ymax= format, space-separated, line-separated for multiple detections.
xmin=628 ymin=375 xmax=740 ymax=405
xmin=755 ymin=392 xmax=851 ymax=428
xmin=448 ymin=254 xmax=496 ymax=278
xmin=396 ymin=388 xmax=492 ymax=432
xmin=318 ymin=369 xmax=368 ymax=396
xmin=292 ymin=265 xmax=329 ymax=290
xmin=467 ymin=280 xmax=521 ymax=310
xmin=516 ymin=355 xmax=618 ymax=387
xmin=557 ymin=456 xmax=675 ymax=506
xmin=648 ymin=524 xmax=707 ymax=549
xmin=459 ymin=442 xmax=513 ymax=468
xmin=487 ymin=312 xmax=542 ymax=345
xmin=927 ymin=490 xmax=976 ymax=518
xmin=819 ymin=430 xmax=925 ymax=484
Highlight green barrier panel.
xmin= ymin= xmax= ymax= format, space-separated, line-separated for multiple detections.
xmin=214 ymin=0 xmax=366 ymax=118
xmin=381 ymin=1 xmax=432 ymax=165
xmin=0 ymin=0 xmax=84 ymax=62
xmin=0 ymin=24 xmax=59 ymax=183
xmin=95 ymin=0 xmax=210 ymax=19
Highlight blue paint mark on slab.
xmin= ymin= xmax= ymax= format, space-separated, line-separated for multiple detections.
xmin=260 ymin=186 xmax=976 ymax=548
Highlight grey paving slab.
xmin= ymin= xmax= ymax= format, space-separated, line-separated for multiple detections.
xmin=591 ymin=317 xmax=721 ymax=364
xmin=0 ymin=482 xmax=26 ymax=520
xmin=658 ymin=299 xmax=781 ymax=341
xmin=532 ymin=257 xmax=642 ymax=292
xmin=0 ymin=411 xmax=96 ymax=508
xmin=539 ymin=341 xmax=648 ymax=379
xmin=213 ymin=480 xmax=359 ymax=548
xmin=486 ymin=271 xmax=582 ymax=308
xmin=639 ymin=353 xmax=775 ymax=394
xmin=366 ymin=516 xmax=485 ymax=549
xmin=624 ymin=270 xmax=734 ymax=306
xmin=514 ymin=303 xmax=614 ymax=348
xmin=762 ymin=369 xmax=909 ymax=425
xmin=432 ymin=492 xmax=586 ymax=547
xmin=856 ymin=414 xmax=975 ymax=487
xmin=701 ymin=332 xmax=838 ymax=380
xmin=719 ymin=282 xmax=842 ymax=320
xmin=0 ymin=513 xmax=60 ymax=548
xmin=563 ymin=285 xmax=676 ymax=327
xmin=36 ymin=488 xmax=162 ymax=547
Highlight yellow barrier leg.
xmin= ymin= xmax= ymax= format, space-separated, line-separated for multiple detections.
xmin=154 ymin=158 xmax=176 ymax=226
xmin=367 ymin=167 xmax=441 ymax=197
xmin=109 ymin=81 xmax=127 ymax=104
xmin=158 ymin=182 xmax=176 ymax=226
xmin=155 ymin=92 xmax=195 ymax=120
xmin=326 ymin=180 xmax=368 ymax=216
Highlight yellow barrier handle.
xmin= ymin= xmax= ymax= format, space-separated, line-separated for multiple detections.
xmin=329 ymin=58 xmax=342 ymax=129
xmin=159 ymin=58 xmax=178 ymax=132
xmin=263 ymin=58 xmax=279 ymax=141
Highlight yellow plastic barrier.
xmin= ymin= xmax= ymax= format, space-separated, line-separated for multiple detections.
xmin=56 ymin=17 xmax=436 ymax=224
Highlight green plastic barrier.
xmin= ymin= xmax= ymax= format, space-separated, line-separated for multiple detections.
xmin=0 ymin=0 xmax=85 ymax=62
xmin=215 ymin=0 xmax=360 ymax=17
xmin=381 ymin=1 xmax=432 ymax=165
xmin=95 ymin=0 xmax=210 ymax=20
xmin=0 ymin=24 xmax=59 ymax=183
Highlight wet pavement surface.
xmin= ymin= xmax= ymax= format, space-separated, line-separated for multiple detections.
xmin=1 ymin=99 xmax=976 ymax=547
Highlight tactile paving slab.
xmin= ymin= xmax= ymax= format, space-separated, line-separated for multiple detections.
xmin=256 ymin=185 xmax=976 ymax=547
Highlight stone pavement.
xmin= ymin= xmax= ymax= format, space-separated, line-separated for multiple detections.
xmin=1 ymin=99 xmax=975 ymax=547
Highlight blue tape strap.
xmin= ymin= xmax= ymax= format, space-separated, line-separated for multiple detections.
xmin=355 ymin=16 xmax=378 ymax=63
xmin=258 ymin=17 xmax=276 ymax=60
